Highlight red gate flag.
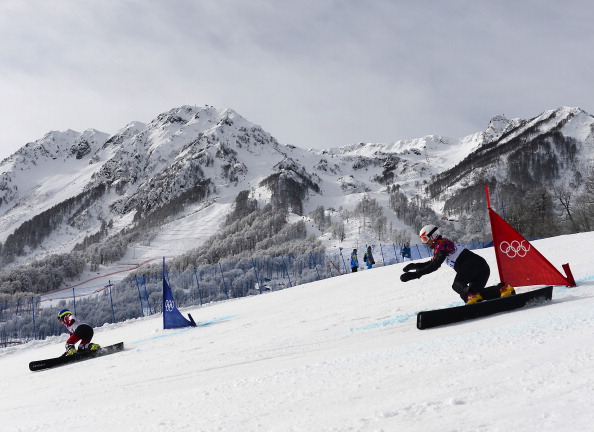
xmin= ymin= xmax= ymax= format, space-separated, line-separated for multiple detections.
xmin=485 ymin=185 xmax=576 ymax=287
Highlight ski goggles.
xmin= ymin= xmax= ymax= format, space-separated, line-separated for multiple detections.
xmin=420 ymin=235 xmax=431 ymax=244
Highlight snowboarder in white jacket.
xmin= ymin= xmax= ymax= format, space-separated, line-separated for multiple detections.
xmin=400 ymin=225 xmax=515 ymax=303
xmin=58 ymin=309 xmax=100 ymax=356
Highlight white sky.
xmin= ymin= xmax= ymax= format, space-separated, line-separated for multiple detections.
xmin=1 ymin=0 xmax=593 ymax=160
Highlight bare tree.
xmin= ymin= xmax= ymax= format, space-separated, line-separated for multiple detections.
xmin=553 ymin=185 xmax=579 ymax=232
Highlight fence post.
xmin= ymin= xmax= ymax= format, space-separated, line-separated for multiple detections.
xmin=251 ymin=258 xmax=262 ymax=294
xmin=310 ymin=252 xmax=321 ymax=280
xmin=72 ymin=288 xmax=77 ymax=315
xmin=144 ymin=283 xmax=152 ymax=315
xmin=193 ymin=268 xmax=204 ymax=305
xmin=281 ymin=255 xmax=292 ymax=287
xmin=31 ymin=297 xmax=37 ymax=340
xmin=219 ymin=263 xmax=229 ymax=298
xmin=107 ymin=281 xmax=116 ymax=323
xmin=135 ymin=276 xmax=146 ymax=317
xmin=339 ymin=248 xmax=348 ymax=274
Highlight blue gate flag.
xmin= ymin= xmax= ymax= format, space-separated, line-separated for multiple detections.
xmin=162 ymin=258 xmax=196 ymax=329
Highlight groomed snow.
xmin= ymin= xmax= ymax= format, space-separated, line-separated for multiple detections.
xmin=1 ymin=232 xmax=593 ymax=432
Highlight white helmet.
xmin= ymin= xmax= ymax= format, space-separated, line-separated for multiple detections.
xmin=419 ymin=224 xmax=439 ymax=243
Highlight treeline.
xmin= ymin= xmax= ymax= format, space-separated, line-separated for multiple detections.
xmin=308 ymin=189 xmax=457 ymax=247
xmin=441 ymin=167 xmax=594 ymax=240
xmin=0 ymin=184 xmax=107 ymax=266
xmin=0 ymin=253 xmax=86 ymax=302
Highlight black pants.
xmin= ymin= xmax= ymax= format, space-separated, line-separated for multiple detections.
xmin=451 ymin=251 xmax=502 ymax=301
xmin=74 ymin=324 xmax=94 ymax=344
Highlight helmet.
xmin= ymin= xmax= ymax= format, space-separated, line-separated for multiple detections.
xmin=58 ymin=309 xmax=72 ymax=321
xmin=419 ymin=224 xmax=440 ymax=243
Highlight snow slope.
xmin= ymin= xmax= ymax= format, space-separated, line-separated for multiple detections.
xmin=1 ymin=232 xmax=593 ymax=432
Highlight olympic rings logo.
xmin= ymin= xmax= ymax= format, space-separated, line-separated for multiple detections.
xmin=499 ymin=240 xmax=530 ymax=258
xmin=164 ymin=299 xmax=176 ymax=312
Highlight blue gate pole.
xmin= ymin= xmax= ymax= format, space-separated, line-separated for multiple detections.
xmin=72 ymin=288 xmax=77 ymax=315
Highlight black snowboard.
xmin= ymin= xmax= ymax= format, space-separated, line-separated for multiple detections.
xmin=29 ymin=342 xmax=124 ymax=371
xmin=417 ymin=286 xmax=553 ymax=330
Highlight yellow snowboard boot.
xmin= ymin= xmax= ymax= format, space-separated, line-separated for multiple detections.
xmin=465 ymin=292 xmax=483 ymax=304
xmin=499 ymin=284 xmax=516 ymax=297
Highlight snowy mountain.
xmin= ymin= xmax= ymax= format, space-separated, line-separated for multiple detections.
xmin=0 ymin=105 xmax=593 ymax=286
xmin=429 ymin=107 xmax=594 ymax=212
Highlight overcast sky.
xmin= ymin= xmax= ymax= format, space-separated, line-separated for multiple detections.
xmin=1 ymin=1 xmax=593 ymax=160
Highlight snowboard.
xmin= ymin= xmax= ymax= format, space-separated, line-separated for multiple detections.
xmin=29 ymin=342 xmax=124 ymax=371
xmin=417 ymin=286 xmax=553 ymax=330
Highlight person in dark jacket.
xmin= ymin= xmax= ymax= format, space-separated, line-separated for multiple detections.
xmin=401 ymin=243 xmax=411 ymax=261
xmin=400 ymin=224 xmax=515 ymax=303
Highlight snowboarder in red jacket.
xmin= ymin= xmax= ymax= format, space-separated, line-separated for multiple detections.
xmin=58 ymin=309 xmax=101 ymax=356
xmin=400 ymin=224 xmax=515 ymax=304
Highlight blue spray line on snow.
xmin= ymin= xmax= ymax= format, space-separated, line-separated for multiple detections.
xmin=349 ymin=312 xmax=417 ymax=333
xmin=129 ymin=315 xmax=238 ymax=344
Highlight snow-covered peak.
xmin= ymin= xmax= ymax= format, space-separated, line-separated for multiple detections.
xmin=484 ymin=115 xmax=511 ymax=141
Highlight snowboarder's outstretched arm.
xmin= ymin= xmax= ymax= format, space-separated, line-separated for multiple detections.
xmin=400 ymin=250 xmax=446 ymax=282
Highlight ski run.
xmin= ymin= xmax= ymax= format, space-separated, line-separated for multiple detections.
xmin=1 ymin=232 xmax=594 ymax=431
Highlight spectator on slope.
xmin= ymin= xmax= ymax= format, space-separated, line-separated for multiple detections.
xmin=363 ymin=246 xmax=375 ymax=269
xmin=401 ymin=242 xmax=412 ymax=262
xmin=57 ymin=309 xmax=101 ymax=356
xmin=350 ymin=249 xmax=359 ymax=272
xmin=399 ymin=224 xmax=515 ymax=304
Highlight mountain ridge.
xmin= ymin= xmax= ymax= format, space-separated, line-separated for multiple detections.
xmin=0 ymin=104 xmax=592 ymax=283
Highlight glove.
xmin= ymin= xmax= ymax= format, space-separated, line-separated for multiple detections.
xmin=403 ymin=263 xmax=417 ymax=272
xmin=400 ymin=272 xmax=420 ymax=282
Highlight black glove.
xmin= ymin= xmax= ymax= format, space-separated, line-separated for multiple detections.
xmin=403 ymin=263 xmax=417 ymax=272
xmin=400 ymin=272 xmax=420 ymax=282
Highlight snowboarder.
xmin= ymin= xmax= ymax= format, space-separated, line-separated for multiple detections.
xmin=399 ymin=224 xmax=515 ymax=304
xmin=350 ymin=249 xmax=359 ymax=272
xmin=363 ymin=246 xmax=375 ymax=269
xmin=401 ymin=243 xmax=411 ymax=261
xmin=57 ymin=309 xmax=100 ymax=356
